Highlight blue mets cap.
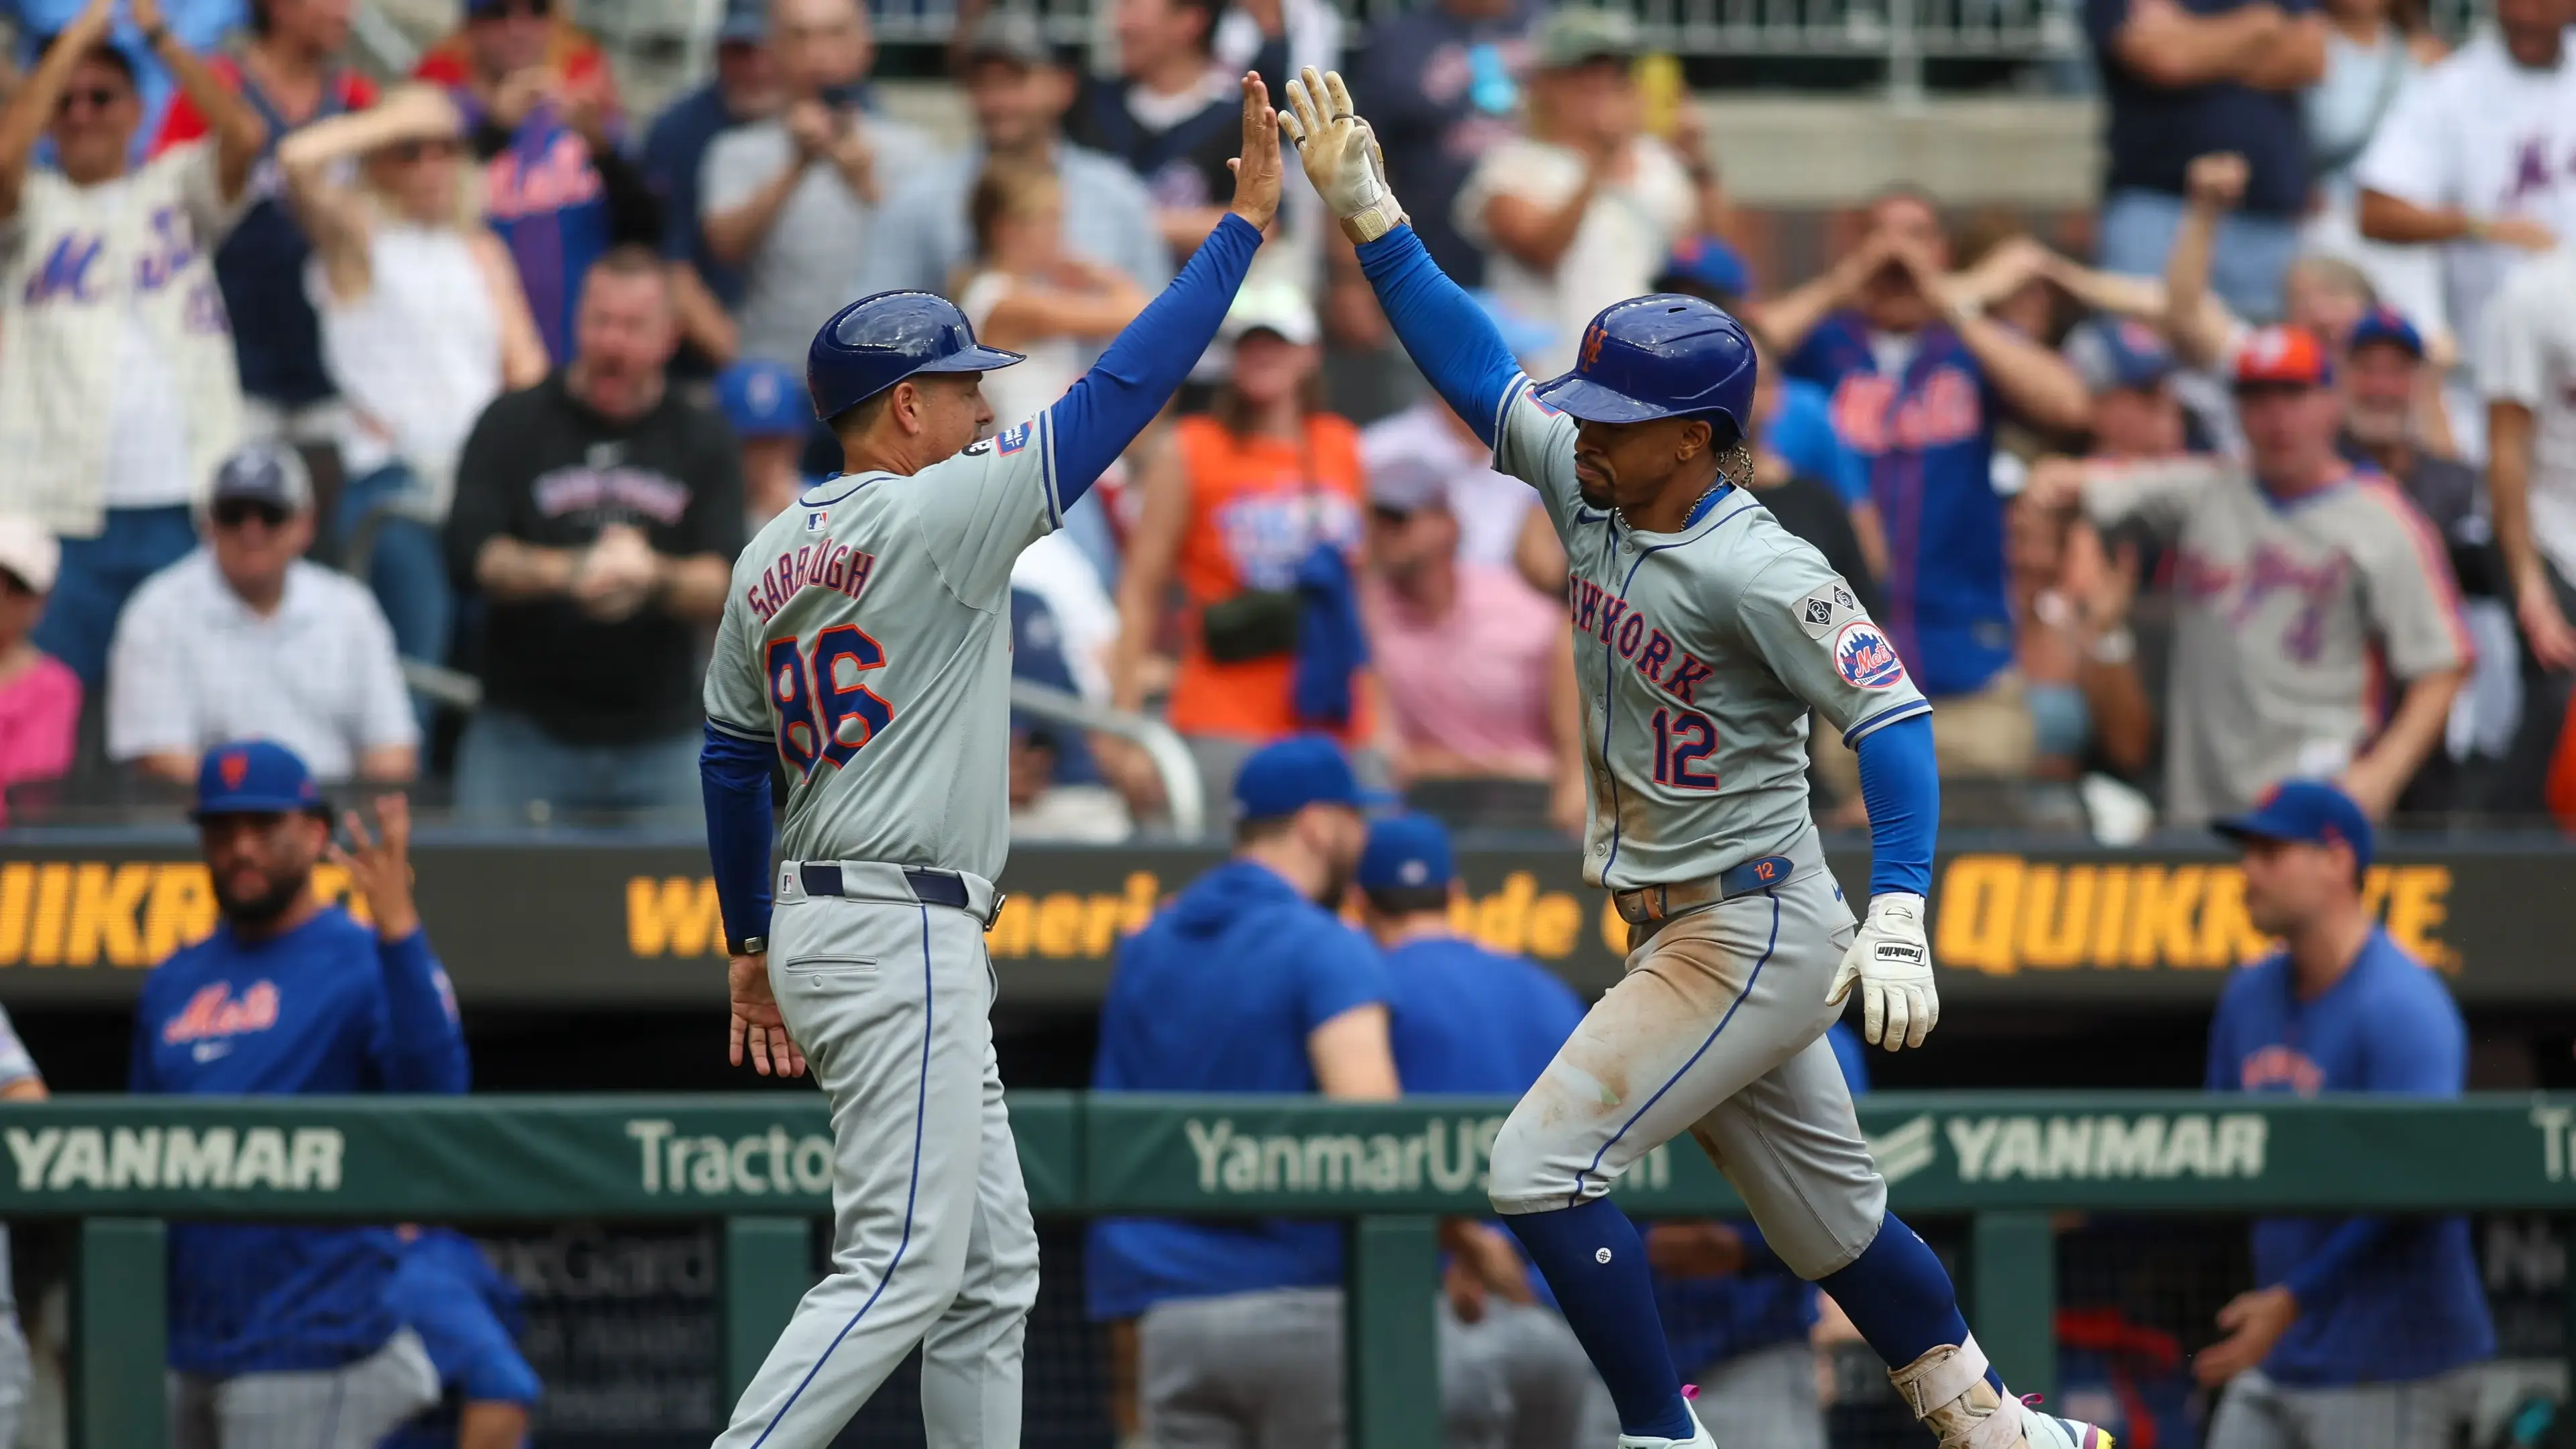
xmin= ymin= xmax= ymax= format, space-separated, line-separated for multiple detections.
xmin=1232 ymin=736 xmax=1392 ymax=820
xmin=2212 ymin=778 xmax=2373 ymax=871
xmin=1656 ymin=234 xmax=1753 ymax=302
xmin=1358 ymin=812 xmax=1457 ymax=892
xmin=718 ymin=359 xmax=810 ymax=440
xmin=193 ymin=740 xmax=325 ymax=819
xmin=2347 ymin=306 xmax=2424 ymax=360
xmin=2062 ymin=317 xmax=2175 ymax=394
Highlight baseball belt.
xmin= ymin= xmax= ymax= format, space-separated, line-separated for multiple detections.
xmin=792 ymin=861 xmax=1006 ymax=930
xmin=1611 ymin=853 xmax=1796 ymax=926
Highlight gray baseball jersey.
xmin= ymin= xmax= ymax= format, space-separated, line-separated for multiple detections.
xmin=1491 ymin=377 xmax=1931 ymax=892
xmin=2083 ymin=460 xmax=2470 ymax=825
xmin=703 ymin=415 xmax=1065 ymax=879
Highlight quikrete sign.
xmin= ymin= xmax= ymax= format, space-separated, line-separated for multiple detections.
xmin=0 ymin=839 xmax=2548 ymax=1007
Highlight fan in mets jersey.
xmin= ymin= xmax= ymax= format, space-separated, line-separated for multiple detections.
xmin=693 ymin=73 xmax=1281 ymax=1449
xmin=1278 ymin=66 xmax=2109 ymax=1449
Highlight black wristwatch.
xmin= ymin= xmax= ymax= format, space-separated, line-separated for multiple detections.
xmin=729 ymin=935 xmax=767 ymax=957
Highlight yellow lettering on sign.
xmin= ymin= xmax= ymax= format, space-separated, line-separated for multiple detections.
xmin=1120 ymin=873 xmax=1161 ymax=936
xmin=1527 ymin=893 xmax=1580 ymax=958
xmin=1934 ymin=855 xmax=2023 ymax=975
xmin=1080 ymin=895 xmax=1127 ymax=956
xmin=626 ymin=877 xmax=723 ymax=957
xmin=2123 ymin=866 xmax=2203 ymax=967
xmin=26 ymin=862 xmax=71 ymax=966
xmin=1033 ymin=894 xmax=1085 ymax=957
xmin=987 ymin=895 xmax=1032 ymax=957
xmin=2195 ymin=868 xmax=2269 ymax=968
xmin=64 ymin=863 xmax=148 ymax=967
xmin=2382 ymin=866 xmax=2457 ymax=969
xmin=0 ymin=863 xmax=31 ymax=963
xmin=1599 ymin=898 xmax=1625 ymax=957
xmin=1474 ymin=873 xmax=1538 ymax=953
xmin=2015 ymin=865 xmax=2091 ymax=971
xmin=144 ymin=865 xmax=217 ymax=961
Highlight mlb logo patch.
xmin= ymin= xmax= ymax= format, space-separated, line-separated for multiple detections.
xmin=804 ymin=509 xmax=829 ymax=533
xmin=1833 ymin=621 xmax=1907 ymax=690
xmin=996 ymin=423 xmax=1032 ymax=455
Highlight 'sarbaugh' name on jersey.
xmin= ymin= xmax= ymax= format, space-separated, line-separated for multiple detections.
xmin=1565 ymin=576 xmax=1719 ymax=702
xmin=745 ymin=539 xmax=879 ymax=625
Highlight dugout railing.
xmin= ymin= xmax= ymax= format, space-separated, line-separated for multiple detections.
xmin=15 ymin=1091 xmax=2576 ymax=1448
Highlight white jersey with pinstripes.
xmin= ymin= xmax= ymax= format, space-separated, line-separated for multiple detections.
xmin=1491 ymin=376 xmax=1931 ymax=892
xmin=702 ymin=414 xmax=1065 ymax=879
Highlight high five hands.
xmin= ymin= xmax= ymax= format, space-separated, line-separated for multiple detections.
xmin=1277 ymin=67 xmax=1409 ymax=244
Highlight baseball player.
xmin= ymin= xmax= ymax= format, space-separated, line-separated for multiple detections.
xmin=131 ymin=741 xmax=466 ymax=1449
xmin=696 ymin=74 xmax=1283 ymax=1449
xmin=1277 ymin=69 xmax=2108 ymax=1449
xmin=378 ymin=1227 xmax=542 ymax=1449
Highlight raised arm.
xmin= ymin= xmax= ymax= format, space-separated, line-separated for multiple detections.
xmin=1278 ymin=70 xmax=1519 ymax=444
xmin=280 ymin=86 xmax=465 ymax=303
xmin=2160 ymin=153 xmax=2249 ymax=368
xmin=1044 ymin=73 xmax=1279 ymax=502
xmin=133 ymin=0 xmax=265 ymax=203
xmin=0 ymin=0 xmax=115 ymax=221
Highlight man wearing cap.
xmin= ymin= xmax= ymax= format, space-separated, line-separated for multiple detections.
xmin=1087 ymin=735 xmax=1403 ymax=1447
xmin=0 ymin=0 xmax=267 ymax=693
xmin=445 ymin=250 xmax=744 ymax=823
xmin=1359 ymin=292 xmax=1554 ymax=573
xmin=702 ymin=0 xmax=934 ymax=374
xmin=1362 ymin=462 xmax=1585 ymax=832
xmin=2195 ymin=779 xmax=2492 ymax=1449
xmin=109 ymin=442 xmax=417 ymax=788
xmin=639 ymin=0 xmax=780 ymax=378
xmin=859 ymin=11 xmax=1171 ymax=305
xmin=2025 ymin=324 xmax=2472 ymax=822
xmin=133 ymin=742 xmax=467 ymax=1448
xmin=2064 ymin=316 xmax=2190 ymax=462
xmin=718 ymin=357 xmax=818 ymax=527
xmin=1356 ymin=810 xmax=1614 ymax=1449
xmin=1454 ymin=8 xmax=1714 ymax=379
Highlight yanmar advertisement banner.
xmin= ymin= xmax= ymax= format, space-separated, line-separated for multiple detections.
xmin=0 ymin=836 xmax=2550 ymax=1008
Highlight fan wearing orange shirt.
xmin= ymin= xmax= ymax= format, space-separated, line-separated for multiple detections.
xmin=1112 ymin=280 xmax=1389 ymax=801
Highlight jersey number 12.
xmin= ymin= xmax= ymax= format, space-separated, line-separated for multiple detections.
xmin=767 ymin=627 xmax=895 ymax=778
xmin=1648 ymin=706 xmax=1720 ymax=790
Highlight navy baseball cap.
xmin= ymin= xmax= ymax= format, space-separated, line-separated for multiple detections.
xmin=1657 ymin=234 xmax=1753 ymax=303
xmin=716 ymin=0 xmax=767 ymax=44
xmin=718 ymin=359 xmax=810 ymax=440
xmin=193 ymin=740 xmax=326 ymax=819
xmin=1358 ymin=812 xmax=1457 ymax=892
xmin=1232 ymin=736 xmax=1391 ymax=820
xmin=2062 ymin=317 xmax=2175 ymax=394
xmin=2212 ymin=778 xmax=2373 ymax=871
xmin=2348 ymin=306 xmax=2425 ymax=360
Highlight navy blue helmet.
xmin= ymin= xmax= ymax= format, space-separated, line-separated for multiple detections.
xmin=1532 ymin=294 xmax=1756 ymax=437
xmin=806 ymin=290 xmax=1026 ymax=421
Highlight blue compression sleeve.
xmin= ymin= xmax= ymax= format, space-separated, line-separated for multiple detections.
xmin=1356 ymin=225 xmax=1521 ymax=447
xmin=2278 ymin=1217 xmax=2393 ymax=1305
xmin=377 ymin=928 xmax=469 ymax=1093
xmin=1854 ymin=714 xmax=1937 ymax=898
xmin=1048 ymin=213 xmax=1264 ymax=502
xmin=701 ymin=723 xmax=777 ymax=949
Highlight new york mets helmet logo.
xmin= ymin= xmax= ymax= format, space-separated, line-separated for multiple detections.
xmin=218 ymin=751 xmax=250 ymax=789
xmin=1580 ymin=323 xmax=1605 ymax=370
xmin=1833 ymin=621 xmax=1907 ymax=690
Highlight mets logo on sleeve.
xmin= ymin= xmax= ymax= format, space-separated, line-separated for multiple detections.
xmin=996 ymin=423 xmax=1032 ymax=455
xmin=1833 ymin=621 xmax=1907 ymax=690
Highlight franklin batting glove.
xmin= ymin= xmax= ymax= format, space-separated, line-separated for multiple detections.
xmin=1827 ymin=892 xmax=1939 ymax=1051
xmin=1277 ymin=66 xmax=1407 ymax=244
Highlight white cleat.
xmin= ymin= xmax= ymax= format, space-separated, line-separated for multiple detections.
xmin=1614 ymin=1392 xmax=1717 ymax=1448
xmin=1889 ymin=1337 xmax=2116 ymax=1449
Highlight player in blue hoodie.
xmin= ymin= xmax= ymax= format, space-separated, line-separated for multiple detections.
xmin=1089 ymin=735 xmax=1420 ymax=1447
xmin=132 ymin=741 xmax=469 ymax=1449
xmin=2196 ymin=780 xmax=2492 ymax=1449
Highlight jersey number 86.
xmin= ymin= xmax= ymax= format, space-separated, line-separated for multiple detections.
xmin=767 ymin=627 xmax=896 ymax=778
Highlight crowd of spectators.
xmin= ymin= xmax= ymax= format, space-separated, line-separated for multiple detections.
xmin=0 ymin=0 xmax=2565 ymax=839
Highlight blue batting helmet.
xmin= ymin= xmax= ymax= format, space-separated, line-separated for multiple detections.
xmin=806 ymin=290 xmax=1026 ymax=421
xmin=1533 ymin=294 xmax=1756 ymax=435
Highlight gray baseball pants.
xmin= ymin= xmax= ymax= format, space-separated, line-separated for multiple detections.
xmin=2204 ymin=1366 xmax=2483 ymax=1449
xmin=168 ymin=1328 xmax=437 ymax=1449
xmin=1138 ymin=1287 xmax=1605 ymax=1449
xmin=714 ymin=863 xmax=1040 ymax=1449
xmin=1487 ymin=833 xmax=1888 ymax=1279
xmin=1684 ymin=1340 xmax=1828 ymax=1449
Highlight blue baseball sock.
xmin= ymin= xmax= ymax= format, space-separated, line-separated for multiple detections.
xmin=1505 ymin=1198 xmax=1695 ymax=1440
xmin=1817 ymin=1212 xmax=2004 ymax=1392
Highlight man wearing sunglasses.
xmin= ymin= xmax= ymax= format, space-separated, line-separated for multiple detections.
xmin=0 ymin=0 xmax=267 ymax=694
xmin=106 ymin=441 xmax=418 ymax=788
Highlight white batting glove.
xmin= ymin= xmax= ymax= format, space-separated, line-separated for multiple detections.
xmin=1827 ymin=892 xmax=1939 ymax=1051
xmin=1277 ymin=66 xmax=1407 ymax=244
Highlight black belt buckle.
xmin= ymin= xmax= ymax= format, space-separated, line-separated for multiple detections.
xmin=904 ymin=868 xmax=969 ymax=911
xmin=802 ymin=863 xmax=845 ymax=898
